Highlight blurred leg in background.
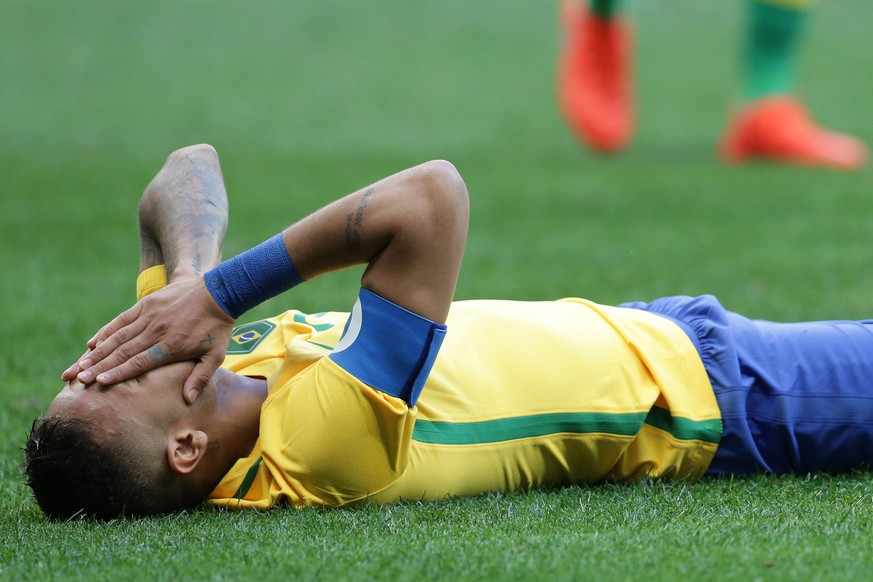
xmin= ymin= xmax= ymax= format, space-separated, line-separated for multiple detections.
xmin=719 ymin=0 xmax=868 ymax=169
xmin=558 ymin=0 xmax=868 ymax=169
xmin=558 ymin=0 xmax=634 ymax=153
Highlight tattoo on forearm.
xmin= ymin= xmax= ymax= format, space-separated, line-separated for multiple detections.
xmin=345 ymin=189 xmax=373 ymax=251
xmin=146 ymin=154 xmax=228 ymax=279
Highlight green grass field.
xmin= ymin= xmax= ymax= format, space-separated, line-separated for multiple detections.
xmin=3 ymin=1 xmax=873 ymax=579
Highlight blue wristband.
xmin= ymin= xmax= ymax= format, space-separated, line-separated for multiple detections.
xmin=204 ymin=233 xmax=304 ymax=319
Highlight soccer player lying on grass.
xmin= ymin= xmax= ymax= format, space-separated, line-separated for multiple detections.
xmin=26 ymin=144 xmax=873 ymax=521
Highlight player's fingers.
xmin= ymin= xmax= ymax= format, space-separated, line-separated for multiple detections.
xmin=183 ymin=355 xmax=223 ymax=405
xmin=86 ymin=330 xmax=102 ymax=350
xmin=62 ymin=360 xmax=86 ymax=382
xmin=78 ymin=318 xmax=149 ymax=372
xmin=86 ymin=321 xmax=111 ymax=350
xmin=86 ymin=304 xmax=143 ymax=350
xmin=61 ymin=364 xmax=79 ymax=382
xmin=61 ymin=349 xmax=92 ymax=381
xmin=77 ymin=339 xmax=168 ymax=385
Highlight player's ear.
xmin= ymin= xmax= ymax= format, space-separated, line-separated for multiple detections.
xmin=166 ymin=429 xmax=209 ymax=475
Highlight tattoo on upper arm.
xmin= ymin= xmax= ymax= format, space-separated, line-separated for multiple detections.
xmin=345 ymin=188 xmax=373 ymax=251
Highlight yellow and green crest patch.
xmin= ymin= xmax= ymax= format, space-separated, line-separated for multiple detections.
xmin=227 ymin=320 xmax=276 ymax=355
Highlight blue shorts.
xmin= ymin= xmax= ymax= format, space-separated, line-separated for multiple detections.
xmin=622 ymin=295 xmax=873 ymax=476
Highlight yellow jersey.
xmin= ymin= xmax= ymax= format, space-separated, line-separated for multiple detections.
xmin=136 ymin=266 xmax=721 ymax=510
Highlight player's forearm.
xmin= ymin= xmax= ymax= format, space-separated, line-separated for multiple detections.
xmin=72 ymin=156 xmax=467 ymax=393
xmin=284 ymin=160 xmax=469 ymax=322
xmin=206 ymin=160 xmax=469 ymax=323
xmin=138 ymin=145 xmax=229 ymax=282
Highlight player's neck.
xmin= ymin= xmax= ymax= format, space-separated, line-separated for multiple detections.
xmin=209 ymin=369 xmax=267 ymax=461
xmin=177 ymin=369 xmax=268 ymax=502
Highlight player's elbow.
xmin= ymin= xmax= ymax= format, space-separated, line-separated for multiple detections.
xmin=414 ymin=160 xmax=470 ymax=236
xmin=168 ymin=143 xmax=218 ymax=162
xmin=418 ymin=159 xmax=465 ymax=197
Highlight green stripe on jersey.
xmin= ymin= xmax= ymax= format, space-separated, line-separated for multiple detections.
xmin=233 ymin=456 xmax=263 ymax=500
xmin=644 ymin=406 xmax=722 ymax=444
xmin=412 ymin=409 xmax=722 ymax=445
xmin=412 ymin=411 xmax=647 ymax=445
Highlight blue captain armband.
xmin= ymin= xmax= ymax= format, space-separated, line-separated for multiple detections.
xmin=330 ymin=288 xmax=447 ymax=407
xmin=204 ymin=233 xmax=304 ymax=320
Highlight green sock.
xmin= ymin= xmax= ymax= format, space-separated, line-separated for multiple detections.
xmin=589 ymin=0 xmax=622 ymax=18
xmin=742 ymin=0 xmax=808 ymax=100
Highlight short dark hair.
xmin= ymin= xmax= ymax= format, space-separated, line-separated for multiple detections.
xmin=23 ymin=416 xmax=188 ymax=520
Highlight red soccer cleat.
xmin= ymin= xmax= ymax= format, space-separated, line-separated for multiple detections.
xmin=558 ymin=0 xmax=635 ymax=153
xmin=719 ymin=96 xmax=868 ymax=170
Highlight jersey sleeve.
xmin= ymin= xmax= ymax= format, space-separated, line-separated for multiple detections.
xmin=254 ymin=288 xmax=448 ymax=507
xmin=329 ymin=287 xmax=447 ymax=407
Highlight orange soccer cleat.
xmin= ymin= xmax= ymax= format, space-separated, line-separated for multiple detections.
xmin=558 ymin=0 xmax=635 ymax=153
xmin=719 ymin=96 xmax=868 ymax=170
